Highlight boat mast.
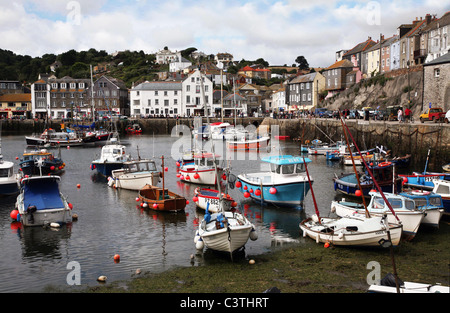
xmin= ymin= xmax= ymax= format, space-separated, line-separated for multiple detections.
xmin=161 ymin=155 xmax=165 ymax=197
xmin=339 ymin=113 xmax=370 ymax=218
xmin=302 ymin=157 xmax=320 ymax=223
xmin=90 ymin=65 xmax=94 ymax=122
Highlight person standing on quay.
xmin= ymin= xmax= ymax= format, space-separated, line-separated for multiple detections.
xmin=397 ymin=108 xmax=403 ymax=122
xmin=404 ymin=107 xmax=411 ymax=123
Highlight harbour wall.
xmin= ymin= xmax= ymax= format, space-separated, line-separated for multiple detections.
xmin=2 ymin=117 xmax=449 ymax=171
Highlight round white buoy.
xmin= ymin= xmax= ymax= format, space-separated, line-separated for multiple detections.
xmin=50 ymin=222 xmax=60 ymax=228
xmin=97 ymin=275 xmax=107 ymax=282
xmin=249 ymin=259 xmax=255 ymax=265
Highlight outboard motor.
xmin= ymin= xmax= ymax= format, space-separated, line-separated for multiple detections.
xmin=27 ymin=205 xmax=37 ymax=224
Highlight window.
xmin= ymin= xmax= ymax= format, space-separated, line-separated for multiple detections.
xmin=60 ymin=83 xmax=67 ymax=89
xmin=155 ymin=99 xmax=159 ymax=105
xmin=70 ymin=83 xmax=76 ymax=89
xmin=308 ymin=93 xmax=311 ymax=101
xmin=147 ymin=99 xmax=151 ymax=106
xmin=51 ymin=83 xmax=58 ymax=89
xmin=164 ymin=100 xmax=169 ymax=106
xmin=155 ymin=91 xmax=158 ymax=96
xmin=164 ymin=91 xmax=168 ymax=96
xmin=79 ymin=83 xmax=85 ymax=89
xmin=196 ymin=85 xmax=200 ymax=93
xmin=186 ymin=85 xmax=190 ymax=92
xmin=434 ymin=68 xmax=440 ymax=77
xmin=186 ymin=95 xmax=190 ymax=104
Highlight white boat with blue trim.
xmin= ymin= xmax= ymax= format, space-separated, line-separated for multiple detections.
xmin=331 ymin=191 xmax=426 ymax=240
xmin=236 ymin=155 xmax=312 ymax=207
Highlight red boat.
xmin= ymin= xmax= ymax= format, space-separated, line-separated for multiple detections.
xmin=126 ymin=124 xmax=142 ymax=134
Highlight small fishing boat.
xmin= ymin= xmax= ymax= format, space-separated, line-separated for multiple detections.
xmin=334 ymin=161 xmax=403 ymax=198
xmin=300 ymin=214 xmax=403 ymax=246
xmin=82 ymin=129 xmax=114 ymax=144
xmin=388 ymin=154 xmax=411 ymax=168
xmin=19 ymin=148 xmax=65 ymax=176
xmin=0 ymin=148 xmax=20 ymax=196
xmin=226 ymin=136 xmax=270 ymax=151
xmin=178 ymin=152 xmax=223 ymax=185
xmin=236 ymin=155 xmax=312 ymax=207
xmin=431 ymin=179 xmax=450 ymax=215
xmin=91 ymin=138 xmax=131 ymax=176
xmin=25 ymin=128 xmax=83 ymax=147
xmin=398 ymin=172 xmax=449 ymax=190
xmin=13 ymin=175 xmax=73 ymax=226
xmin=109 ymin=158 xmax=161 ymax=191
xmin=331 ymin=191 xmax=425 ymax=240
xmin=126 ymin=124 xmax=142 ymax=134
xmin=193 ymin=187 xmax=236 ymax=213
xmin=209 ymin=122 xmax=232 ymax=140
xmin=138 ymin=156 xmax=186 ymax=212
xmin=300 ymin=153 xmax=403 ymax=246
xmin=307 ymin=140 xmax=347 ymax=155
xmin=400 ymin=189 xmax=444 ymax=227
xmin=195 ymin=207 xmax=257 ymax=255
xmin=368 ymin=273 xmax=450 ymax=293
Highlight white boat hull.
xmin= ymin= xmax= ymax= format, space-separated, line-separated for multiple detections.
xmin=196 ymin=211 xmax=256 ymax=253
xmin=194 ymin=188 xmax=234 ymax=213
xmin=368 ymin=281 xmax=450 ymax=293
xmin=332 ymin=201 xmax=424 ymax=240
xmin=110 ymin=171 xmax=160 ymax=190
xmin=299 ymin=215 xmax=403 ymax=246
xmin=179 ymin=167 xmax=222 ymax=185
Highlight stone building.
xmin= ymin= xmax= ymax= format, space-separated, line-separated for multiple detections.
xmin=423 ymin=52 xmax=450 ymax=111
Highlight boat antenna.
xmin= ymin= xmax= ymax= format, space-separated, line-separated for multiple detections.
xmin=302 ymin=157 xmax=320 ymax=223
xmin=338 ymin=114 xmax=370 ymax=218
xmin=423 ymin=148 xmax=430 ymax=174
xmin=339 ymin=113 xmax=400 ymax=222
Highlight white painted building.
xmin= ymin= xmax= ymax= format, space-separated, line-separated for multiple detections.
xmin=130 ymin=69 xmax=214 ymax=117
xmin=182 ymin=69 xmax=213 ymax=116
xmin=130 ymin=81 xmax=182 ymax=117
xmin=169 ymin=56 xmax=192 ymax=73
xmin=271 ymin=88 xmax=286 ymax=113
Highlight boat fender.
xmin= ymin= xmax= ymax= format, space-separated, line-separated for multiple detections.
xmin=250 ymin=228 xmax=258 ymax=241
xmin=378 ymin=162 xmax=392 ymax=167
xmin=195 ymin=237 xmax=204 ymax=250
xmin=311 ymin=214 xmax=319 ymax=223
xmin=338 ymin=233 xmax=344 ymax=239
xmin=331 ymin=206 xmax=336 ymax=213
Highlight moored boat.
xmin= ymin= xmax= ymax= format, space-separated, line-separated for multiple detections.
xmin=109 ymin=158 xmax=161 ymax=190
xmin=431 ymin=179 xmax=450 ymax=215
xmin=126 ymin=124 xmax=142 ymax=134
xmin=178 ymin=152 xmax=223 ymax=185
xmin=400 ymin=189 xmax=444 ymax=227
xmin=193 ymin=187 xmax=236 ymax=212
xmin=226 ymin=136 xmax=270 ymax=151
xmin=13 ymin=175 xmax=73 ymax=227
xmin=25 ymin=128 xmax=83 ymax=147
xmin=236 ymin=155 xmax=312 ymax=207
xmin=91 ymin=138 xmax=131 ymax=176
xmin=300 ymin=214 xmax=403 ymax=246
xmin=332 ymin=191 xmax=425 ymax=240
xmin=19 ymin=148 xmax=65 ymax=176
xmin=333 ymin=161 xmax=403 ymax=198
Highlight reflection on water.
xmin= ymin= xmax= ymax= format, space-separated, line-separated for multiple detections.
xmin=0 ymin=133 xmax=364 ymax=292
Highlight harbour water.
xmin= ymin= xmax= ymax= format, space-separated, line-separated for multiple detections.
xmin=0 ymin=133 xmax=410 ymax=292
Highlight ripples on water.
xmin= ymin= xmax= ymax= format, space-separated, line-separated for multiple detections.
xmin=0 ymin=133 xmax=361 ymax=292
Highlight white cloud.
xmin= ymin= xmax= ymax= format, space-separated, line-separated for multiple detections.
xmin=0 ymin=0 xmax=448 ymax=67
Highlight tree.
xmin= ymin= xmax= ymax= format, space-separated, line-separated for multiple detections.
xmin=295 ymin=56 xmax=309 ymax=71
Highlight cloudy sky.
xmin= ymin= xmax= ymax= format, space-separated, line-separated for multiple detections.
xmin=0 ymin=0 xmax=448 ymax=67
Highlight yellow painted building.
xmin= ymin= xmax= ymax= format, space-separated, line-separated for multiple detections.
xmin=0 ymin=93 xmax=32 ymax=118
xmin=366 ymin=43 xmax=381 ymax=77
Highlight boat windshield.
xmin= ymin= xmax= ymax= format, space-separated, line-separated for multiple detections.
xmin=405 ymin=200 xmax=415 ymax=210
xmin=270 ymin=163 xmax=305 ymax=174
xmin=429 ymin=197 xmax=442 ymax=206
xmin=415 ymin=197 xmax=428 ymax=207
xmin=0 ymin=167 xmax=12 ymax=177
xmin=373 ymin=196 xmax=403 ymax=209
xmin=282 ymin=164 xmax=295 ymax=174
xmin=296 ymin=163 xmax=305 ymax=173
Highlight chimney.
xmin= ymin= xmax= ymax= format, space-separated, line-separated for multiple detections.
xmin=426 ymin=14 xmax=431 ymax=24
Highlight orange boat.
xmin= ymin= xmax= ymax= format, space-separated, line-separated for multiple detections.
xmin=226 ymin=136 xmax=270 ymax=151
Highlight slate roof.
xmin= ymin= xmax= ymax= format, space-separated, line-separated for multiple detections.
xmin=132 ymin=81 xmax=182 ymax=91
xmin=424 ymin=52 xmax=450 ymax=66
xmin=343 ymin=38 xmax=377 ymax=56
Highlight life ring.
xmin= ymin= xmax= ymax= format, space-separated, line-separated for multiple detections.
xmin=378 ymin=161 xmax=392 ymax=167
xmin=411 ymin=190 xmax=430 ymax=195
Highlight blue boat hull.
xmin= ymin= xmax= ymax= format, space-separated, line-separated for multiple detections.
xmin=334 ymin=173 xmax=403 ymax=197
xmin=91 ymin=162 xmax=123 ymax=176
xmin=237 ymin=179 xmax=311 ymax=207
xmin=0 ymin=182 xmax=19 ymax=196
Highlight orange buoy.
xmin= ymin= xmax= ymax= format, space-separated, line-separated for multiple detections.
xmin=113 ymin=254 xmax=120 ymax=262
xmin=76 ymin=184 xmax=81 ymax=188
xmin=355 ymin=190 xmax=362 ymax=197
xmin=324 ymin=242 xmax=330 ymax=248
xmin=10 ymin=210 xmax=19 ymax=220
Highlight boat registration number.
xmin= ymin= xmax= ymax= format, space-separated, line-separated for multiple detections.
xmin=206 ymin=198 xmax=219 ymax=205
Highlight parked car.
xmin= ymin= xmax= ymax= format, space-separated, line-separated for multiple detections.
xmin=419 ymin=107 xmax=445 ymax=123
xmin=445 ymin=110 xmax=450 ymax=123
xmin=374 ymin=109 xmax=388 ymax=120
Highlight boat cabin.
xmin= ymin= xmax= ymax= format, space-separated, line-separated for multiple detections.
xmin=369 ymin=192 xmax=415 ymax=211
xmin=262 ymin=155 xmax=311 ymax=176
xmin=123 ymin=160 xmax=157 ymax=173
xmin=194 ymin=153 xmax=220 ymax=168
